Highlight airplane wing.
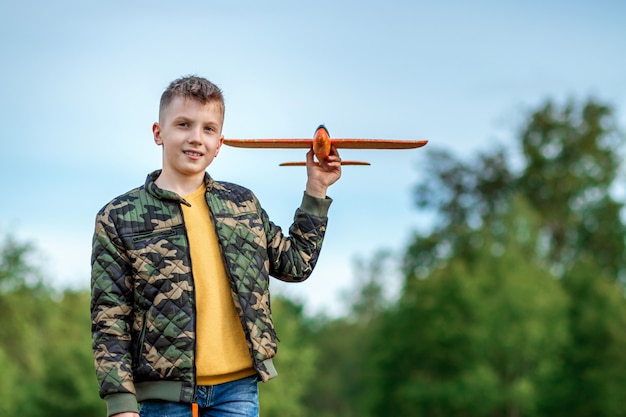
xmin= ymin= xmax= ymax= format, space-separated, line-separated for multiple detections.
xmin=222 ymin=137 xmax=428 ymax=166
xmin=223 ymin=139 xmax=312 ymax=148
xmin=223 ymin=138 xmax=428 ymax=149
xmin=330 ymin=139 xmax=428 ymax=149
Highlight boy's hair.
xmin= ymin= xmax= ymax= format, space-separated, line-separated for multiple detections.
xmin=159 ymin=75 xmax=225 ymax=121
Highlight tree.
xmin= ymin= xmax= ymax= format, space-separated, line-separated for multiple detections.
xmin=0 ymin=235 xmax=50 ymax=416
xmin=0 ymin=235 xmax=104 ymax=416
xmin=367 ymin=97 xmax=626 ymax=416
xmin=539 ymin=256 xmax=626 ymax=417
xmin=259 ymin=296 xmax=318 ymax=417
xmin=33 ymin=290 xmax=105 ymax=416
xmin=408 ymin=98 xmax=625 ymax=280
xmin=517 ymin=99 xmax=626 ymax=277
xmin=302 ymin=251 xmax=397 ymax=417
xmin=514 ymin=99 xmax=626 ymax=415
xmin=0 ymin=345 xmax=20 ymax=416
xmin=368 ymin=197 xmax=569 ymax=417
xmin=407 ymin=148 xmax=515 ymax=279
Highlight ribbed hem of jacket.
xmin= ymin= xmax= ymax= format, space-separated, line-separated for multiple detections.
xmin=103 ymin=382 xmax=184 ymax=416
xmin=301 ymin=192 xmax=332 ymax=217
xmin=104 ymin=360 xmax=277 ymax=415
xmin=104 ymin=393 xmax=139 ymax=417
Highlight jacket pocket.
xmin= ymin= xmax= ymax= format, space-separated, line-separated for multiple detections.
xmin=130 ymin=228 xmax=177 ymax=242
xmin=123 ymin=225 xmax=191 ymax=289
xmin=122 ymin=225 xmax=184 ymax=249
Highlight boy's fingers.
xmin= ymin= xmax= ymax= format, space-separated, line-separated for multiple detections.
xmin=322 ymin=146 xmax=340 ymax=164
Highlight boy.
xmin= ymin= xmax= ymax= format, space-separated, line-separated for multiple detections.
xmin=91 ymin=75 xmax=341 ymax=417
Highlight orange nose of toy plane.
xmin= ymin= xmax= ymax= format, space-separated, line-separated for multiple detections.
xmin=313 ymin=124 xmax=331 ymax=161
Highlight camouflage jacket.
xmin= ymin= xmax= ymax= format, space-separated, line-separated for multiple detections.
xmin=91 ymin=171 xmax=331 ymax=416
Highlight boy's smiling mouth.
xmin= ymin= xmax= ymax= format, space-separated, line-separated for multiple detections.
xmin=184 ymin=150 xmax=204 ymax=158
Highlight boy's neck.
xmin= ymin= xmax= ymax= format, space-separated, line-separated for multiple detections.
xmin=155 ymin=171 xmax=205 ymax=197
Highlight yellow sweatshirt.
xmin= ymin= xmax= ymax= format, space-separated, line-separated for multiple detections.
xmin=182 ymin=185 xmax=256 ymax=385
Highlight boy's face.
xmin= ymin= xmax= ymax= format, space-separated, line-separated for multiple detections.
xmin=153 ymin=96 xmax=224 ymax=181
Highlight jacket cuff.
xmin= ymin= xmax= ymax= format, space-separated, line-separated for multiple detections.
xmin=300 ymin=192 xmax=332 ymax=217
xmin=105 ymin=393 xmax=138 ymax=416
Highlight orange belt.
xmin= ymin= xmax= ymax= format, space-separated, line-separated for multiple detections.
xmin=192 ymin=402 xmax=199 ymax=417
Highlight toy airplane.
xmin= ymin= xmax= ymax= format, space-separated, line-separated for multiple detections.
xmin=223 ymin=124 xmax=428 ymax=166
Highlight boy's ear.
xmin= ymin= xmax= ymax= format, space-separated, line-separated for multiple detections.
xmin=153 ymin=122 xmax=163 ymax=145
xmin=215 ymin=135 xmax=225 ymax=157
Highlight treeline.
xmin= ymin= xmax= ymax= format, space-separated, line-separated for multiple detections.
xmin=1 ymin=97 xmax=626 ymax=416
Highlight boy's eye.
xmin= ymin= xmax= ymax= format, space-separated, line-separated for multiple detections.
xmin=178 ymin=122 xmax=189 ymax=127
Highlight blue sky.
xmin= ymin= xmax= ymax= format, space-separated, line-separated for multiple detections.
xmin=1 ymin=0 xmax=625 ymax=316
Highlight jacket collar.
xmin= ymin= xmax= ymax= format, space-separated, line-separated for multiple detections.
xmin=145 ymin=170 xmax=215 ymax=205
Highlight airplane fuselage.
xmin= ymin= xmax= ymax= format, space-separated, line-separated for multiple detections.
xmin=313 ymin=124 xmax=332 ymax=162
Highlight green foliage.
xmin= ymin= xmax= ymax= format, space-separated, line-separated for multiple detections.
xmin=371 ymin=97 xmax=626 ymax=416
xmin=0 ymin=345 xmax=20 ymax=416
xmin=540 ymin=257 xmax=626 ymax=417
xmin=302 ymin=315 xmax=372 ymax=417
xmin=517 ymin=99 xmax=626 ymax=276
xmin=369 ymin=197 xmax=569 ymax=417
xmin=406 ymin=148 xmax=516 ymax=283
xmin=0 ymin=235 xmax=104 ymax=417
xmin=301 ymin=251 xmax=400 ymax=417
xmin=259 ymin=296 xmax=318 ymax=417
xmin=33 ymin=290 xmax=106 ymax=416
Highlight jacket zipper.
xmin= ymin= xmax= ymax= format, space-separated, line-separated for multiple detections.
xmin=179 ymin=205 xmax=198 ymax=397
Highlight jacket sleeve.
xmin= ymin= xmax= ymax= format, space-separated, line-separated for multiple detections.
xmin=264 ymin=192 xmax=332 ymax=282
xmin=90 ymin=208 xmax=139 ymax=416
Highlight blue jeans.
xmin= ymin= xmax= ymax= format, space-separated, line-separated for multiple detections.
xmin=139 ymin=376 xmax=259 ymax=417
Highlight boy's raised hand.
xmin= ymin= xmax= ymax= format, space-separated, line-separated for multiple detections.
xmin=305 ymin=146 xmax=342 ymax=199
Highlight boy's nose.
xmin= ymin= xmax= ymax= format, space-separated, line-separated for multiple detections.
xmin=188 ymin=128 xmax=203 ymax=143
